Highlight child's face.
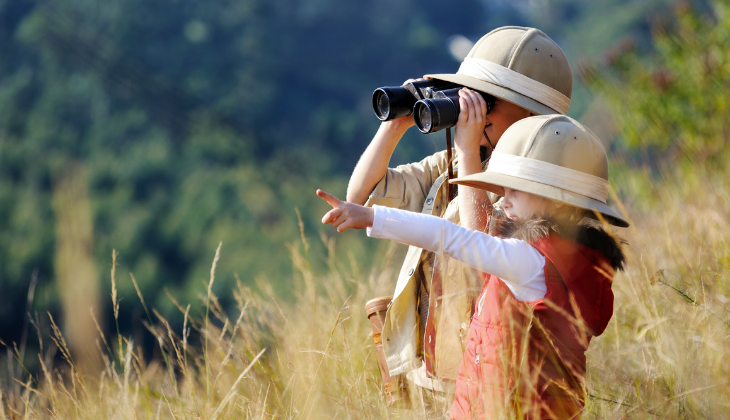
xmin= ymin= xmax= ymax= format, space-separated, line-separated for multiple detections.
xmin=502 ymin=188 xmax=553 ymax=219
xmin=483 ymin=99 xmax=533 ymax=146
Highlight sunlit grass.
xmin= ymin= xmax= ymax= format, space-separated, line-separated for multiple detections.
xmin=1 ymin=166 xmax=730 ymax=419
xmin=0 ymin=221 xmax=407 ymax=419
xmin=585 ymin=165 xmax=730 ymax=418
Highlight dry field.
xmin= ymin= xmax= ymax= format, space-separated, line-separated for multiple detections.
xmin=1 ymin=166 xmax=729 ymax=419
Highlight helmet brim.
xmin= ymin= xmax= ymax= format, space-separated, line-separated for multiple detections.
xmin=451 ymin=172 xmax=630 ymax=227
xmin=425 ymin=73 xmax=563 ymax=116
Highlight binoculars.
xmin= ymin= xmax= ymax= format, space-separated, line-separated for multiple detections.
xmin=372 ymin=79 xmax=495 ymax=134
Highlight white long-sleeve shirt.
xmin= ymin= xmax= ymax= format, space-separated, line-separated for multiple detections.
xmin=367 ymin=205 xmax=547 ymax=301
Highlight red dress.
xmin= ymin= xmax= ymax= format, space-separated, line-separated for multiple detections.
xmin=449 ymin=233 xmax=616 ymax=420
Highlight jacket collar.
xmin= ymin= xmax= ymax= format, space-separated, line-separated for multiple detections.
xmin=492 ymin=216 xmax=626 ymax=271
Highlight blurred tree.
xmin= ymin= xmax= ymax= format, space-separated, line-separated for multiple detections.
xmin=480 ymin=0 xmax=685 ymax=116
xmin=52 ymin=163 xmax=102 ymax=374
xmin=0 ymin=0 xmax=487 ymax=357
xmin=582 ymin=0 xmax=730 ymax=165
xmin=1 ymin=0 xmax=709 ymax=367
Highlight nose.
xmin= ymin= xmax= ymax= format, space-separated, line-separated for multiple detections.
xmin=502 ymin=196 xmax=511 ymax=209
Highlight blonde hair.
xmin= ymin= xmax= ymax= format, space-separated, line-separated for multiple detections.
xmin=549 ymin=200 xmax=588 ymax=222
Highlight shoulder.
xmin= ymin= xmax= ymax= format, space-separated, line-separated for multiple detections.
xmin=572 ymin=222 xmax=627 ymax=271
xmin=493 ymin=216 xmax=626 ymax=271
xmin=422 ymin=149 xmax=451 ymax=172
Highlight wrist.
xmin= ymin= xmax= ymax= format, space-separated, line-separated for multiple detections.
xmin=456 ymin=148 xmax=482 ymax=176
xmin=455 ymin=143 xmax=481 ymax=158
xmin=453 ymin=128 xmax=482 ymax=154
xmin=381 ymin=118 xmax=413 ymax=135
xmin=366 ymin=205 xmax=381 ymax=237
xmin=371 ymin=121 xmax=408 ymax=150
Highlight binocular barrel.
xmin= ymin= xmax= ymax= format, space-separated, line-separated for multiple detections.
xmin=414 ymin=89 xmax=495 ymax=134
xmin=372 ymin=86 xmax=415 ymax=121
xmin=372 ymin=79 xmax=495 ymax=134
xmin=372 ymin=79 xmax=457 ymax=122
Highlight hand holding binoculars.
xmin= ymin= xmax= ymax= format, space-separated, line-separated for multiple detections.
xmin=372 ymin=79 xmax=495 ymax=134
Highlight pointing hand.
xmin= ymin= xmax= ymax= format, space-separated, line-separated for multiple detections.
xmin=317 ymin=189 xmax=374 ymax=232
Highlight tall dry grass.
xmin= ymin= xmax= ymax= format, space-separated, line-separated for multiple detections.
xmin=1 ymin=167 xmax=729 ymax=419
xmin=0 ymin=220 xmax=409 ymax=419
xmin=584 ymin=165 xmax=730 ymax=418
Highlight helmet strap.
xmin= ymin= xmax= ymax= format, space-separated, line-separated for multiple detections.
xmin=483 ymin=129 xmax=494 ymax=158
xmin=446 ymin=127 xmax=456 ymax=200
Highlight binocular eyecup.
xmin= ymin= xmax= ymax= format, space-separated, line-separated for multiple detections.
xmin=413 ymin=91 xmax=459 ymax=134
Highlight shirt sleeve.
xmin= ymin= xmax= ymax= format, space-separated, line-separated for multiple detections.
xmin=368 ymin=205 xmax=545 ymax=288
xmin=364 ymin=150 xmax=449 ymax=212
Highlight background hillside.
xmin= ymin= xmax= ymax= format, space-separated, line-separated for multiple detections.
xmin=2 ymin=0 xmax=726 ymax=402
xmin=3 ymin=0 xmax=730 ymax=418
xmin=0 ymin=0 xmax=680 ymax=344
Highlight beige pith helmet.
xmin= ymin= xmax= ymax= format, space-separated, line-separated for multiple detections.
xmin=451 ymin=115 xmax=629 ymax=227
xmin=426 ymin=26 xmax=573 ymax=115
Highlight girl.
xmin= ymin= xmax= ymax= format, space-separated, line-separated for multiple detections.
xmin=317 ymin=115 xmax=628 ymax=419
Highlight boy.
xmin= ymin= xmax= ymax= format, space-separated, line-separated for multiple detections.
xmin=347 ymin=26 xmax=574 ymax=396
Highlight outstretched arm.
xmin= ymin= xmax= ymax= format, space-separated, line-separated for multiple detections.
xmin=368 ymin=205 xmax=544 ymax=287
xmin=317 ymin=190 xmax=542 ymax=287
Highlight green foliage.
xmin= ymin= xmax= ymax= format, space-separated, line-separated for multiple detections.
xmin=1 ymin=0 xmax=720 ymax=360
xmin=0 ymin=0 xmax=487 ymax=341
xmin=583 ymin=0 xmax=730 ymax=163
xmin=494 ymin=0 xmax=680 ymax=116
xmin=2 ymin=1 xmax=730 ymax=416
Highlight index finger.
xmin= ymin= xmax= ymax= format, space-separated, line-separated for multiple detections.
xmin=462 ymin=89 xmax=477 ymax=121
xmin=316 ymin=189 xmax=342 ymax=208
xmin=465 ymin=89 xmax=487 ymax=119
xmin=472 ymin=91 xmax=487 ymax=117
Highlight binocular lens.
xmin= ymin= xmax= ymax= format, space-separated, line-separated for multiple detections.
xmin=416 ymin=102 xmax=433 ymax=132
xmin=413 ymin=88 xmax=495 ymax=134
xmin=372 ymin=81 xmax=494 ymax=130
xmin=372 ymin=87 xmax=417 ymax=121
xmin=375 ymin=91 xmax=390 ymax=120
xmin=414 ymin=98 xmax=458 ymax=134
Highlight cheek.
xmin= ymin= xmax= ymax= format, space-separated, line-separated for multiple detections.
xmin=513 ymin=196 xmax=546 ymax=218
xmin=509 ymin=197 xmax=525 ymax=216
xmin=489 ymin=113 xmax=520 ymax=141
xmin=527 ymin=196 xmax=551 ymax=215
xmin=490 ymin=107 xmax=531 ymax=141
xmin=488 ymin=115 xmax=510 ymax=139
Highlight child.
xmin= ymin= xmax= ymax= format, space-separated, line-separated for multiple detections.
xmin=348 ymin=27 xmax=575 ymax=395
xmin=318 ymin=114 xmax=628 ymax=419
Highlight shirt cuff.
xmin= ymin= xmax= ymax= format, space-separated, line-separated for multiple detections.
xmin=366 ymin=205 xmax=385 ymax=237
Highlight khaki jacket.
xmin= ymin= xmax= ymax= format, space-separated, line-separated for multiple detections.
xmin=365 ymin=150 xmax=489 ymax=385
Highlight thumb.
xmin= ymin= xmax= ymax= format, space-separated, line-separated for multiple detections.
xmin=316 ymin=189 xmax=342 ymax=208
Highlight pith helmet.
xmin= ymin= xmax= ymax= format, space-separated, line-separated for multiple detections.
xmin=451 ymin=115 xmax=629 ymax=227
xmin=427 ymin=26 xmax=573 ymax=115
